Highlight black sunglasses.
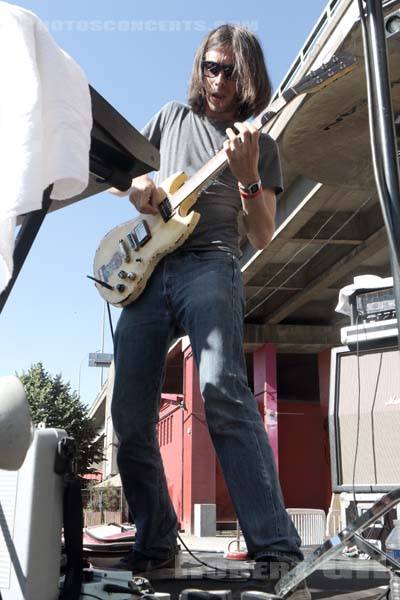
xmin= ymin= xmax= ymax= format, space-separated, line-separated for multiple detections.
xmin=201 ymin=61 xmax=236 ymax=80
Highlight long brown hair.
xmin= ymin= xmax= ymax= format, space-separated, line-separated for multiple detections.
xmin=188 ymin=24 xmax=272 ymax=121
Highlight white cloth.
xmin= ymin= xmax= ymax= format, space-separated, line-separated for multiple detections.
xmin=0 ymin=1 xmax=92 ymax=293
xmin=335 ymin=274 xmax=394 ymax=316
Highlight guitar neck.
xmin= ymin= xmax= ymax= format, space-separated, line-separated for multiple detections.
xmin=170 ymin=149 xmax=227 ymax=209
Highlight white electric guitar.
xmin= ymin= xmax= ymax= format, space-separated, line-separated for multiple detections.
xmin=91 ymin=53 xmax=356 ymax=307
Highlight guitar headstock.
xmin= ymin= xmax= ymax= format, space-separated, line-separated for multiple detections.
xmin=255 ymin=52 xmax=357 ymax=131
xmin=292 ymin=52 xmax=357 ymax=95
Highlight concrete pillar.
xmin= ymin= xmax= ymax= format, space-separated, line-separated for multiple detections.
xmin=253 ymin=343 xmax=279 ymax=470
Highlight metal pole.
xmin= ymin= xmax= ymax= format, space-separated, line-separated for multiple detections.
xmin=78 ymin=354 xmax=86 ymax=398
xmin=100 ymin=301 xmax=106 ymax=388
xmin=361 ymin=0 xmax=400 ymax=330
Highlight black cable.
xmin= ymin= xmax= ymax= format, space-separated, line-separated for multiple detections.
xmin=374 ymin=586 xmax=390 ymax=600
xmin=352 ymin=312 xmax=363 ymax=511
xmin=106 ymin=302 xmax=115 ymax=345
xmin=350 ymin=311 xmax=375 ymax=544
xmin=350 ymin=306 xmax=385 ymax=550
xmin=370 ymin=351 xmax=384 ymax=485
xmin=177 ymin=532 xmax=251 ymax=581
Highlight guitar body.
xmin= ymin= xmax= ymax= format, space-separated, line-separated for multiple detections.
xmin=93 ymin=172 xmax=200 ymax=307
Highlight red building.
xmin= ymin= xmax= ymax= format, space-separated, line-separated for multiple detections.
xmin=157 ymin=337 xmax=332 ymax=533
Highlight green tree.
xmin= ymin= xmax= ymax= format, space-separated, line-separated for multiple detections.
xmin=18 ymin=362 xmax=104 ymax=477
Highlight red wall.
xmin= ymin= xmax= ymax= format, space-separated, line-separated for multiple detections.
xmin=215 ymin=457 xmax=236 ymax=522
xmin=181 ymin=347 xmax=216 ymax=533
xmin=158 ymin=395 xmax=184 ymax=526
xmin=158 ymin=345 xmax=334 ymax=530
xmin=278 ymin=400 xmax=327 ymax=510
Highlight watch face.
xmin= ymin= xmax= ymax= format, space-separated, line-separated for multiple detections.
xmin=249 ymin=183 xmax=260 ymax=194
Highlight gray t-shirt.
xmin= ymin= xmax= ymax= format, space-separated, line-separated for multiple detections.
xmin=141 ymin=101 xmax=283 ymax=256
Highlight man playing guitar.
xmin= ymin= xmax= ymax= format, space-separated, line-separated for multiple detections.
xmin=110 ymin=23 xmax=308 ymax=597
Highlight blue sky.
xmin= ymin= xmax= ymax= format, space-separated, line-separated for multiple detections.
xmin=1 ymin=0 xmax=329 ymax=407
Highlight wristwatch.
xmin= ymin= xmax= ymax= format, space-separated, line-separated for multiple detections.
xmin=238 ymin=179 xmax=262 ymax=195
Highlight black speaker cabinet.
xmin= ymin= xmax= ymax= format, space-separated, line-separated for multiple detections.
xmin=329 ymin=343 xmax=400 ymax=492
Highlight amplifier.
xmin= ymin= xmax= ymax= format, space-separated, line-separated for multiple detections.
xmin=329 ymin=343 xmax=400 ymax=493
xmin=350 ymin=287 xmax=396 ymax=324
xmin=341 ymin=318 xmax=398 ymax=346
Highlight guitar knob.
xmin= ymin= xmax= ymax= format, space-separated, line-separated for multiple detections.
xmin=116 ymin=284 xmax=126 ymax=293
xmin=118 ymin=270 xmax=127 ymax=279
xmin=127 ymin=272 xmax=137 ymax=280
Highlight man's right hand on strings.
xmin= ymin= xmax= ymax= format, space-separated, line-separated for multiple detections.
xmin=128 ymin=175 xmax=159 ymax=215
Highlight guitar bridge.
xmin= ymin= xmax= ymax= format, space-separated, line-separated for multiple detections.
xmin=158 ymin=198 xmax=175 ymax=222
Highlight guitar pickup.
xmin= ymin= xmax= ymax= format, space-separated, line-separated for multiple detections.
xmin=158 ymin=198 xmax=175 ymax=222
xmin=127 ymin=232 xmax=139 ymax=251
xmin=133 ymin=220 xmax=151 ymax=247
xmin=118 ymin=239 xmax=130 ymax=262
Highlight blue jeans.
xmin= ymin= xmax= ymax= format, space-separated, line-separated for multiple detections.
xmin=111 ymin=250 xmax=303 ymax=561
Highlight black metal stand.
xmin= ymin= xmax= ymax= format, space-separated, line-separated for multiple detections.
xmin=0 ymin=186 xmax=53 ymax=314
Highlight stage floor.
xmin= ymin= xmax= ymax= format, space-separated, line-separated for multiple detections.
xmin=85 ymin=531 xmax=392 ymax=599
xmin=125 ymin=548 xmax=390 ymax=600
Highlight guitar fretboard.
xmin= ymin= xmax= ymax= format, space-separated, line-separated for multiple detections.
xmin=170 ymin=149 xmax=227 ymax=209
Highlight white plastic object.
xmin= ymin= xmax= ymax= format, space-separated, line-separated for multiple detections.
xmin=0 ymin=427 xmax=66 ymax=599
xmin=0 ymin=376 xmax=33 ymax=470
